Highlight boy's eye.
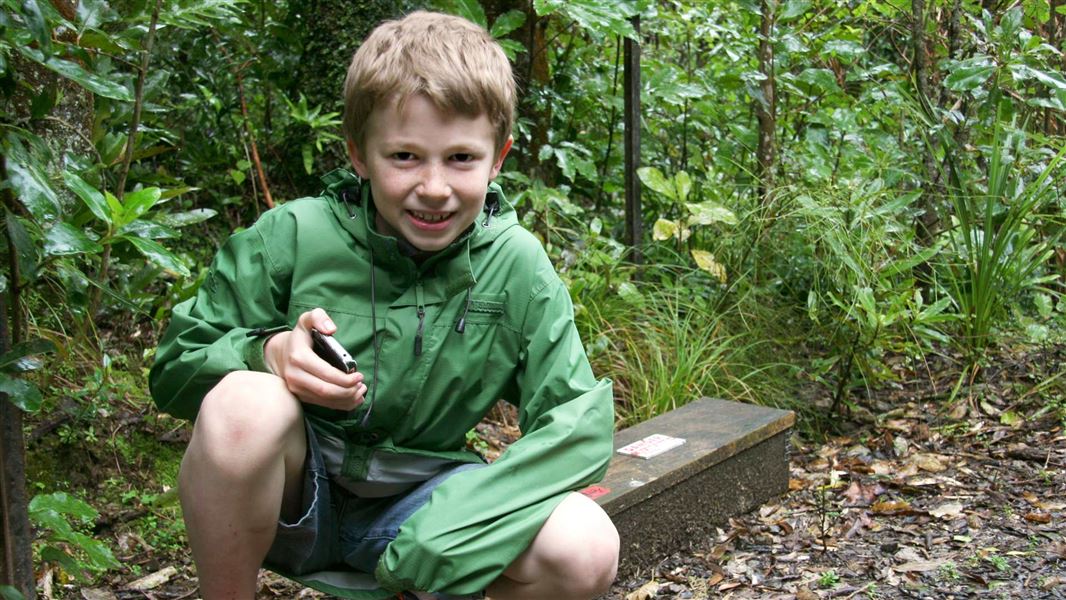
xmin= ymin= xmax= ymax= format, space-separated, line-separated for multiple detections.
xmin=392 ymin=152 xmax=415 ymax=161
xmin=451 ymin=153 xmax=475 ymax=163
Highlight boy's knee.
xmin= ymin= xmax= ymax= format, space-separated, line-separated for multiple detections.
xmin=540 ymin=494 xmax=620 ymax=597
xmin=193 ymin=371 xmax=303 ymax=456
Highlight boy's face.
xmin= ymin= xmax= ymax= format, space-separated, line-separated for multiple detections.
xmin=348 ymin=94 xmax=512 ymax=253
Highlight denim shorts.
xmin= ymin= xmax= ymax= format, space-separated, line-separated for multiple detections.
xmin=264 ymin=420 xmax=484 ymax=577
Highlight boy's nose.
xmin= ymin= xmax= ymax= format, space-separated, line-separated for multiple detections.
xmin=418 ymin=165 xmax=450 ymax=199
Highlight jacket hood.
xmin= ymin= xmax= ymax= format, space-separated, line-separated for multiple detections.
xmin=319 ymin=169 xmax=519 ymax=264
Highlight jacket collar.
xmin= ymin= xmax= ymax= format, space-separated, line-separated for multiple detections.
xmin=322 ymin=169 xmax=515 ymax=302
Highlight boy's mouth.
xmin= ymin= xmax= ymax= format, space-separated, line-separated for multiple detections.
xmin=408 ymin=210 xmax=453 ymax=225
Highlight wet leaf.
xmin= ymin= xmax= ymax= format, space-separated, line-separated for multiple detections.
xmin=625 ymin=580 xmax=659 ymax=600
xmin=929 ymin=502 xmax=965 ymax=519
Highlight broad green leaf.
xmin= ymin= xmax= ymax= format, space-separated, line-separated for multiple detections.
xmin=0 ymin=338 xmax=55 ymax=373
xmin=491 ymin=9 xmax=526 ymax=37
xmin=104 ymin=190 xmax=122 ymax=218
xmin=158 ymin=0 xmax=245 ymax=29
xmin=120 ymin=236 xmax=190 ymax=277
xmin=797 ymin=68 xmax=839 ymax=93
xmin=118 ymin=219 xmax=178 ymax=239
xmin=5 ymin=212 xmax=39 ymax=285
xmin=780 ymin=0 xmax=811 ymax=20
xmin=0 ymin=584 xmax=25 ymax=600
xmin=17 ymin=47 xmax=133 ymax=101
xmin=62 ymin=170 xmax=111 ymax=224
xmin=945 ymin=58 xmax=995 ymax=91
xmin=652 ymin=218 xmax=679 ymax=240
xmin=637 ymin=167 xmax=676 ymax=201
xmin=691 ymin=250 xmax=727 ymax=283
xmin=534 ymin=0 xmax=638 ymax=38
xmin=229 ymin=169 xmax=246 ymax=186
xmin=449 ymin=0 xmax=487 ymax=27
xmin=156 ymin=208 xmax=217 ymax=228
xmin=119 ymin=187 xmax=162 ymax=225
xmin=21 ymin=0 xmax=51 ymax=52
xmin=302 ymin=144 xmax=313 ymax=175
xmin=674 ymin=171 xmax=692 ymax=203
xmin=44 ymin=222 xmax=104 ymax=257
xmin=0 ymin=373 xmax=42 ymax=412
xmin=5 ymin=156 xmax=60 ymax=222
xmin=823 ymin=39 xmax=866 ymax=59
xmin=1010 ymin=64 xmax=1066 ymax=91
xmin=30 ymin=492 xmax=98 ymax=521
xmin=616 ymin=281 xmax=644 ymax=306
xmin=685 ymin=201 xmax=738 ymax=226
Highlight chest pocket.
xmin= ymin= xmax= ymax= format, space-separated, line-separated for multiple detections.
xmin=459 ymin=292 xmax=506 ymax=326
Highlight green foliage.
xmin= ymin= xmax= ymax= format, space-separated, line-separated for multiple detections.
xmin=29 ymin=492 xmax=121 ymax=582
xmin=938 ymin=121 xmax=1064 ymax=358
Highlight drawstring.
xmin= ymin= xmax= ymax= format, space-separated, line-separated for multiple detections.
xmin=361 ymin=249 xmax=380 ymax=428
xmin=455 ymin=288 xmax=472 ymax=334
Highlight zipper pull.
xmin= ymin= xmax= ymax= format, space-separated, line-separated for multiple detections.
xmin=414 ymin=280 xmax=425 ymax=356
xmin=415 ymin=305 xmax=425 ymax=356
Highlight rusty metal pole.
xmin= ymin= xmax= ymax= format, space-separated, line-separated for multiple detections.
xmin=623 ymin=16 xmax=643 ymax=267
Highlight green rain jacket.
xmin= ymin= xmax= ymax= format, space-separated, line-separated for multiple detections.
xmin=149 ymin=170 xmax=614 ymax=598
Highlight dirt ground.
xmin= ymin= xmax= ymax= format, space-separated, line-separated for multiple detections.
xmin=50 ymin=346 xmax=1066 ymax=599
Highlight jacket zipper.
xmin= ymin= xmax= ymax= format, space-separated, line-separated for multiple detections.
xmin=414 ymin=280 xmax=425 ymax=356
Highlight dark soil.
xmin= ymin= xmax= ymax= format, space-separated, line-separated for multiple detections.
xmin=29 ymin=345 xmax=1066 ymax=599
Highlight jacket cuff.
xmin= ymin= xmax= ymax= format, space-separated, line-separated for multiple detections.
xmin=373 ymin=558 xmax=405 ymax=593
xmin=242 ymin=330 xmax=283 ymax=373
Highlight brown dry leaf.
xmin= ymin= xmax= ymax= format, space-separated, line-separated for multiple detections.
xmin=127 ymin=566 xmax=178 ymax=591
xmin=706 ymin=573 xmax=724 ymax=586
xmin=929 ymin=502 xmax=965 ymax=519
xmin=870 ymin=460 xmax=896 ymax=476
xmin=910 ymin=453 xmax=948 ymax=472
xmin=81 ymin=591 xmax=118 ymax=600
xmin=789 ymin=478 xmax=808 ymax=491
xmin=1041 ymin=576 xmax=1066 ymax=590
xmin=872 ymin=500 xmax=913 ymax=514
xmin=1024 ymin=511 xmax=1052 ymax=524
xmin=625 ymin=580 xmax=660 ymax=600
xmin=795 ymin=587 xmax=819 ymax=600
xmin=842 ymin=480 xmax=885 ymax=505
xmin=894 ymin=559 xmax=947 ymax=572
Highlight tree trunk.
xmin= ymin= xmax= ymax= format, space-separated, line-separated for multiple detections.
xmin=755 ymin=0 xmax=776 ymax=205
xmin=912 ymin=0 xmax=940 ymax=250
xmin=624 ymin=16 xmax=642 ymax=267
xmin=1 ymin=174 xmax=34 ymax=598
xmin=484 ymin=0 xmax=551 ymax=177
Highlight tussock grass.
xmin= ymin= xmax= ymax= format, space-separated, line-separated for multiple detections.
xmin=576 ymin=280 xmax=797 ymax=428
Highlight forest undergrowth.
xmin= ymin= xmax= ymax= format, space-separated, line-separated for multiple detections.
xmin=22 ymin=338 xmax=1065 ymax=599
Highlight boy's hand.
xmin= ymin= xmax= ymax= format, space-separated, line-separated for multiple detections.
xmin=263 ymin=308 xmax=367 ymax=410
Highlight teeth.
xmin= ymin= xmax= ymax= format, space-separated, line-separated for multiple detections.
xmin=411 ymin=211 xmax=450 ymax=223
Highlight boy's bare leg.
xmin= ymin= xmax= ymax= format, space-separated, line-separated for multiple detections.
xmin=486 ymin=492 xmax=619 ymax=600
xmin=178 ymin=371 xmax=307 ymax=600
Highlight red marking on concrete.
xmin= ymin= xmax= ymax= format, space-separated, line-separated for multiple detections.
xmin=580 ymin=485 xmax=611 ymax=500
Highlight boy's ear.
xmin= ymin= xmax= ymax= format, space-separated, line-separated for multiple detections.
xmin=347 ymin=139 xmax=369 ymax=178
xmin=489 ymin=137 xmax=514 ymax=180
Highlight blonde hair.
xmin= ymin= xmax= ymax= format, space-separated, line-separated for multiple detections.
xmin=343 ymin=11 xmax=516 ymax=152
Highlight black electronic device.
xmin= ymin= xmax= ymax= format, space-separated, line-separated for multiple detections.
xmin=310 ymin=329 xmax=357 ymax=374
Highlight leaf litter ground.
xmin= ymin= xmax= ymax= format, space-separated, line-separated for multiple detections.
xmin=52 ymin=345 xmax=1065 ymax=599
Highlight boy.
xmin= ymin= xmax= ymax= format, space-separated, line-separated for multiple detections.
xmin=149 ymin=10 xmax=618 ymax=600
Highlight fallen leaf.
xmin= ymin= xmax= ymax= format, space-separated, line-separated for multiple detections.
xmin=1041 ymin=576 xmax=1066 ymax=590
xmin=894 ymin=559 xmax=947 ymax=572
xmin=842 ymin=480 xmax=885 ymax=505
xmin=1024 ymin=511 xmax=1052 ymax=524
xmin=910 ymin=453 xmax=948 ymax=472
xmin=81 ymin=590 xmax=117 ymax=600
xmin=872 ymin=500 xmax=913 ymax=514
xmin=795 ymin=587 xmax=819 ymax=600
xmin=789 ymin=478 xmax=807 ymax=491
xmin=929 ymin=502 xmax=965 ymax=519
xmin=127 ymin=566 xmax=178 ymax=591
xmin=625 ymin=580 xmax=659 ymax=600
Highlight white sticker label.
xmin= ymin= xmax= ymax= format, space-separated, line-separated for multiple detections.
xmin=616 ymin=434 xmax=686 ymax=459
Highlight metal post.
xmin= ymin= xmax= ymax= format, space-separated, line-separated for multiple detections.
xmin=623 ymin=16 xmax=643 ymax=267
